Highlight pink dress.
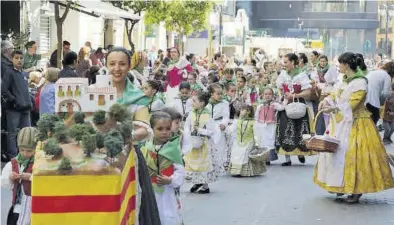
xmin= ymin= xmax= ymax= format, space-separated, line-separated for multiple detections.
xmin=165 ymin=59 xmax=193 ymax=105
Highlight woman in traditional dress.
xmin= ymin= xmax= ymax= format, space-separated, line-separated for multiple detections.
xmin=227 ymin=105 xmax=266 ymax=176
xmin=106 ymin=47 xmax=161 ymax=224
xmin=165 ymin=47 xmax=193 ymax=106
xmin=315 ymin=52 xmax=394 ymax=203
xmin=130 ymin=50 xmax=148 ymax=86
xmin=275 ymin=53 xmax=315 ymax=166
xmin=314 ymin=55 xmax=338 ymax=135
xmin=183 ymin=92 xmax=221 ymax=194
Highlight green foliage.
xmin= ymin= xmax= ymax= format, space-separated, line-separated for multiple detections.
xmin=144 ymin=0 xmax=212 ymax=35
xmin=104 ymin=129 xmax=124 ymax=159
xmin=119 ymin=120 xmax=133 ymax=140
xmin=37 ymin=114 xmax=61 ymax=140
xmin=43 ymin=138 xmax=63 ymax=158
xmin=109 ymin=104 xmax=131 ymax=123
xmin=109 ymin=0 xmax=148 ymax=15
xmin=73 ymin=112 xmax=85 ymax=124
xmin=69 ymin=124 xmax=95 ymax=143
xmin=53 ymin=122 xmax=69 ymax=143
xmin=96 ymin=133 xmax=105 ymax=149
xmin=82 ymin=134 xmax=97 ymax=157
xmin=92 ymin=110 xmax=107 ymax=125
xmin=58 ymin=157 xmax=72 ymax=172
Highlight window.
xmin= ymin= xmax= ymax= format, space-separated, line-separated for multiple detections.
xmin=98 ymin=95 xmax=105 ymax=106
xmin=90 ymin=94 xmax=94 ymax=101
xmin=110 ymin=95 xmax=114 ymax=100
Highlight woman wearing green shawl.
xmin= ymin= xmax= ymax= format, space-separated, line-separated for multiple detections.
xmin=106 ymin=47 xmax=161 ymax=225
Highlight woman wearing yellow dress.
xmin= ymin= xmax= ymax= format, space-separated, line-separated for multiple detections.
xmin=315 ymin=52 xmax=394 ymax=203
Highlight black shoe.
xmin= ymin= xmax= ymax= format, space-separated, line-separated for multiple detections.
xmin=190 ymin=184 xmax=203 ymax=193
xmin=266 ymin=161 xmax=271 ymax=166
xmin=197 ymin=188 xmax=210 ymax=194
xmin=281 ymin=161 xmax=291 ymax=166
xmin=298 ymin=156 xmax=306 ymax=164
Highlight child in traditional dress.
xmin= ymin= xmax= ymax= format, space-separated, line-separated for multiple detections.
xmin=233 ymin=76 xmax=251 ymax=117
xmin=183 ymin=92 xmax=222 ymax=194
xmin=141 ymin=112 xmax=186 ymax=225
xmin=224 ymin=83 xmax=237 ymax=120
xmin=227 ymin=105 xmax=266 ymax=176
xmin=142 ymin=80 xmax=165 ymax=113
xmin=255 ymin=88 xmax=284 ymax=165
xmin=169 ymin=82 xmax=193 ymax=122
xmin=187 ymin=72 xmax=204 ymax=96
xmin=206 ymin=83 xmax=230 ymax=172
xmin=2 ymin=127 xmax=38 ymax=225
xmin=247 ymin=76 xmax=259 ymax=106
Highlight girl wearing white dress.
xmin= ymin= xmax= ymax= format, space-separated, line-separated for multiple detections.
xmin=168 ymin=82 xmax=193 ymax=122
xmin=183 ymin=92 xmax=222 ymax=194
xmin=255 ymin=88 xmax=285 ymax=165
xmin=142 ymin=80 xmax=165 ymax=114
xmin=141 ymin=112 xmax=186 ymax=225
xmin=206 ymin=83 xmax=230 ymax=172
xmin=227 ymin=105 xmax=266 ymax=176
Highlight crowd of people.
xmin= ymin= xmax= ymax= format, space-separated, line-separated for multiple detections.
xmin=1 ymin=38 xmax=394 ymax=225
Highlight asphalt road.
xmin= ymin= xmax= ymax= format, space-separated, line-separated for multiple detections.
xmin=2 ymin=150 xmax=394 ymax=225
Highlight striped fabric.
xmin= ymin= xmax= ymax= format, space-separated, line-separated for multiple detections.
xmin=31 ymin=151 xmax=137 ymax=225
xmin=17 ymin=127 xmax=38 ymax=149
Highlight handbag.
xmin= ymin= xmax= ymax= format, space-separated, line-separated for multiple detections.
xmin=285 ymin=95 xmax=307 ymax=119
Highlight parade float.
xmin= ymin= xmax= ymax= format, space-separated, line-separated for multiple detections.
xmin=31 ymin=76 xmax=138 ymax=225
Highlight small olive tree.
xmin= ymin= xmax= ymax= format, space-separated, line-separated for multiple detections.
xmin=53 ymin=121 xmax=69 ymax=143
xmin=43 ymin=138 xmax=63 ymax=158
xmin=58 ymin=157 xmax=72 ymax=174
xmin=69 ymin=124 xmax=95 ymax=143
xmin=104 ymin=129 xmax=124 ymax=162
xmin=81 ymin=134 xmax=97 ymax=157
xmin=73 ymin=112 xmax=86 ymax=124
xmin=109 ymin=103 xmax=131 ymax=123
xmin=37 ymin=114 xmax=61 ymax=140
xmin=93 ymin=110 xmax=107 ymax=125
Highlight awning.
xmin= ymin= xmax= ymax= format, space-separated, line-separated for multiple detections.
xmin=77 ymin=0 xmax=140 ymax=20
xmin=51 ymin=0 xmax=141 ymax=20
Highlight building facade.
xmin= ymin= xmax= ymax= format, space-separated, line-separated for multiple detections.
xmin=238 ymin=0 xmax=379 ymax=58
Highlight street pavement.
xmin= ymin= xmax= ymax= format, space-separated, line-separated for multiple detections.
xmin=2 ymin=149 xmax=394 ymax=225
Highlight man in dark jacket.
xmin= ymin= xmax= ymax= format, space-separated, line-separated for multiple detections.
xmin=1 ymin=40 xmax=15 ymax=161
xmin=1 ymin=50 xmax=32 ymax=157
xmin=49 ymin=40 xmax=71 ymax=67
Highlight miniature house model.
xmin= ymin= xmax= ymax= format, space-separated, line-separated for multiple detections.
xmin=55 ymin=75 xmax=116 ymax=113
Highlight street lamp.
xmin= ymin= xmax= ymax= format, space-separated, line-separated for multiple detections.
xmin=379 ymin=3 xmax=394 ymax=56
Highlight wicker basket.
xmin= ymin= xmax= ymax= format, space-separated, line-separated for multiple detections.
xmin=303 ymin=111 xmax=339 ymax=153
xmin=249 ymin=147 xmax=270 ymax=163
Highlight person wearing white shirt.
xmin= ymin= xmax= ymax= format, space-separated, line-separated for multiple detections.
xmin=365 ymin=63 xmax=394 ymax=124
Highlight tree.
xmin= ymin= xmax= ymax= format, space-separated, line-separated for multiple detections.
xmin=73 ymin=112 xmax=85 ymax=124
xmin=96 ymin=133 xmax=105 ymax=150
xmin=144 ymin=0 xmax=212 ymax=54
xmin=53 ymin=122 xmax=69 ymax=143
xmin=92 ymin=110 xmax=107 ymax=125
xmin=104 ymin=130 xmax=124 ymax=161
xmin=43 ymin=138 xmax=63 ymax=158
xmin=82 ymin=134 xmax=97 ymax=157
xmin=58 ymin=157 xmax=72 ymax=174
xmin=54 ymin=1 xmax=72 ymax=68
xmin=119 ymin=120 xmax=133 ymax=143
xmin=69 ymin=124 xmax=95 ymax=143
xmin=109 ymin=103 xmax=131 ymax=123
xmin=37 ymin=114 xmax=61 ymax=140
xmin=109 ymin=1 xmax=150 ymax=53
